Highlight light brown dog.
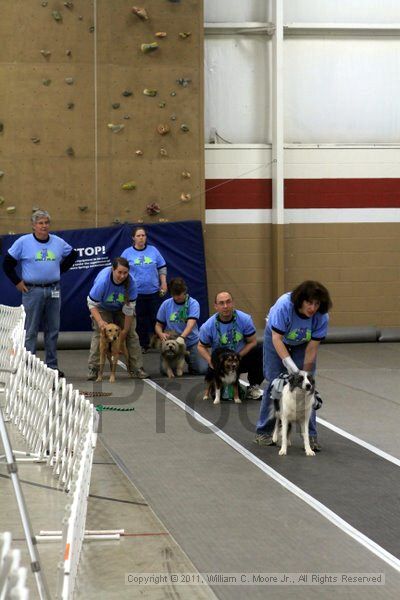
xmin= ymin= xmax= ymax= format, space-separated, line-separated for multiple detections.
xmin=97 ymin=323 xmax=128 ymax=383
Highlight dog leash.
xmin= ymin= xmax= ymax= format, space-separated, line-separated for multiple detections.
xmin=95 ymin=404 xmax=135 ymax=412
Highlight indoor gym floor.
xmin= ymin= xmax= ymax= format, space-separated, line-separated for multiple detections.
xmin=1 ymin=342 xmax=400 ymax=599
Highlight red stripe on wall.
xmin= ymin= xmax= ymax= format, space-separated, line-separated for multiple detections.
xmin=205 ymin=178 xmax=400 ymax=209
xmin=205 ymin=179 xmax=272 ymax=209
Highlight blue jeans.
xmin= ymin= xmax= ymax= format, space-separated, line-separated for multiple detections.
xmin=160 ymin=343 xmax=208 ymax=376
xmin=22 ymin=284 xmax=61 ymax=369
xmin=256 ymin=329 xmax=317 ymax=436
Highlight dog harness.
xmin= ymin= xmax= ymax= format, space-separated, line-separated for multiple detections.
xmin=270 ymin=373 xmax=323 ymax=411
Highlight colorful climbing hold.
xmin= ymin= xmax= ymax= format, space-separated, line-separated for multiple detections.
xmin=121 ymin=181 xmax=137 ymax=190
xmin=141 ymin=42 xmax=159 ymax=53
xmin=176 ymin=77 xmax=191 ymax=87
xmin=6 ymin=206 xmax=16 ymax=214
xmin=146 ymin=202 xmax=161 ymax=216
xmin=108 ymin=124 xmax=125 ymax=133
xmin=132 ymin=6 xmax=149 ymax=20
xmin=158 ymin=101 xmax=166 ymax=108
xmin=143 ymin=89 xmax=158 ymax=97
xmin=52 ymin=10 xmax=62 ymax=22
xmin=157 ymin=124 xmax=170 ymax=135
xmin=135 ymin=150 xmax=143 ymax=156
xmin=160 ymin=148 xmax=168 ymax=156
xmin=180 ymin=193 xmax=191 ymax=202
xmin=40 ymin=50 xmax=51 ymax=58
xmin=179 ymin=32 xmax=191 ymax=39
xmin=31 ymin=137 xmax=40 ymax=144
xmin=65 ymin=77 xmax=74 ymax=85
xmin=180 ymin=123 xmax=189 ymax=132
xmin=155 ymin=32 xmax=167 ymax=38
xmin=181 ymin=170 xmax=191 ymax=179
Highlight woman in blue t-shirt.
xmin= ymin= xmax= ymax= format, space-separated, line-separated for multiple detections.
xmin=121 ymin=227 xmax=167 ymax=352
xmin=255 ymin=280 xmax=332 ymax=452
xmin=87 ymin=257 xmax=148 ymax=380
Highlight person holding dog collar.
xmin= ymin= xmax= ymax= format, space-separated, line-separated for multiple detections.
xmin=121 ymin=226 xmax=167 ymax=353
xmin=254 ymin=280 xmax=332 ymax=452
xmin=87 ymin=257 xmax=148 ymax=380
xmin=3 ymin=209 xmax=77 ymax=377
xmin=198 ymin=291 xmax=264 ymax=399
xmin=155 ymin=277 xmax=208 ymax=375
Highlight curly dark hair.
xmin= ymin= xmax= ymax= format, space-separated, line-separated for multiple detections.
xmin=291 ymin=280 xmax=332 ymax=315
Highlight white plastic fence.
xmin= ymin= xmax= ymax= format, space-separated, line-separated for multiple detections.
xmin=0 ymin=532 xmax=29 ymax=600
xmin=0 ymin=305 xmax=97 ymax=599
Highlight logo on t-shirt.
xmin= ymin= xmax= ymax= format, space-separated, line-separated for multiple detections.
xmin=286 ymin=328 xmax=311 ymax=343
xmin=35 ymin=249 xmax=56 ymax=261
xmin=220 ymin=330 xmax=243 ymax=347
xmin=169 ymin=308 xmax=186 ymax=323
xmin=133 ymin=256 xmax=153 ymax=266
xmin=106 ymin=292 xmax=125 ymax=304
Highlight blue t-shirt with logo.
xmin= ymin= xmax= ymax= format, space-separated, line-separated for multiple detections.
xmin=121 ymin=244 xmax=166 ymax=294
xmin=266 ymin=292 xmax=329 ymax=345
xmin=89 ymin=267 xmax=137 ymax=312
xmin=156 ymin=296 xmax=200 ymax=347
xmin=8 ymin=233 xmax=72 ymax=284
xmin=199 ymin=310 xmax=256 ymax=353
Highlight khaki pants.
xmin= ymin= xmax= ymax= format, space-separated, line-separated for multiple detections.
xmin=88 ymin=308 xmax=143 ymax=373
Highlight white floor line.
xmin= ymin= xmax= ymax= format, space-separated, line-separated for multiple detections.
xmin=317 ymin=416 xmax=400 ymax=467
xmin=144 ymin=377 xmax=400 ymax=574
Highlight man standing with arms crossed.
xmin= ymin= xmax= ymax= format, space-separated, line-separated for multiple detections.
xmin=3 ymin=210 xmax=78 ymax=377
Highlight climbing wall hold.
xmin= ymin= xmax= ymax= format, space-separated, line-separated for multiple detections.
xmin=121 ymin=181 xmax=137 ymax=190
xmin=132 ymin=6 xmax=149 ymax=20
xmin=65 ymin=147 xmax=75 ymax=156
xmin=52 ymin=11 xmax=63 ymax=22
xmin=180 ymin=193 xmax=191 ymax=202
xmin=143 ymin=89 xmax=158 ymax=97
xmin=123 ymin=115 xmax=131 ymax=120
xmin=176 ymin=77 xmax=191 ymax=87
xmin=78 ymin=205 xmax=88 ymax=212
xmin=122 ymin=90 xmax=133 ymax=97
xmin=180 ymin=124 xmax=189 ymax=132
xmin=42 ymin=79 xmax=52 ymax=86
xmin=170 ymin=91 xmax=177 ymax=97
xmin=88 ymin=26 xmax=95 ymax=33
xmin=135 ymin=150 xmax=143 ymax=156
xmin=0 ymin=197 xmax=4 ymax=205
xmin=146 ymin=202 xmax=161 ymax=216
xmin=160 ymin=148 xmax=168 ymax=156
xmin=65 ymin=77 xmax=74 ymax=85
xmin=40 ymin=50 xmax=51 ymax=58
xmin=6 ymin=206 xmax=16 ymax=214
xmin=181 ymin=170 xmax=191 ymax=179
xmin=137 ymin=218 xmax=144 ymax=223
xmin=159 ymin=218 xmax=169 ymax=222
xmin=112 ymin=102 xmax=121 ymax=109
xmin=67 ymin=102 xmax=74 ymax=109
xmin=108 ymin=124 xmax=125 ymax=133
xmin=113 ymin=217 xmax=121 ymax=224
xmin=157 ymin=124 xmax=170 ymax=135
xmin=31 ymin=137 xmax=40 ymax=144
xmin=179 ymin=32 xmax=191 ymax=39
xmin=158 ymin=101 xmax=166 ymax=108
xmin=170 ymin=114 xmax=177 ymax=121
xmin=155 ymin=32 xmax=167 ymax=38
xmin=64 ymin=2 xmax=74 ymax=8
xmin=141 ymin=42 xmax=159 ymax=53
xmin=66 ymin=49 xmax=72 ymax=56
xmin=0 ymin=171 xmax=4 ymax=178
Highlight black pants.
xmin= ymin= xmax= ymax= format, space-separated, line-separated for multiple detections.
xmin=239 ymin=343 xmax=264 ymax=386
xmin=135 ymin=292 xmax=162 ymax=348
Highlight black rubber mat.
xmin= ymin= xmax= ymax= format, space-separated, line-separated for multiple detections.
xmin=153 ymin=375 xmax=400 ymax=561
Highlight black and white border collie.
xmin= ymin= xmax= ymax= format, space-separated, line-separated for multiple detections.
xmin=203 ymin=347 xmax=241 ymax=405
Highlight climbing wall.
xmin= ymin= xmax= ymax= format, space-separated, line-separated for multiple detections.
xmin=0 ymin=0 xmax=204 ymax=233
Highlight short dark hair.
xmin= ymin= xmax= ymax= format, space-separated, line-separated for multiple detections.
xmin=131 ymin=226 xmax=147 ymax=237
xmin=214 ymin=290 xmax=233 ymax=303
xmin=291 ymin=280 xmax=332 ymax=314
xmin=169 ymin=277 xmax=187 ymax=296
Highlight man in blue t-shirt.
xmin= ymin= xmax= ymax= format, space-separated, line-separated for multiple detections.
xmin=155 ymin=277 xmax=207 ymax=375
xmin=3 ymin=210 xmax=78 ymax=376
xmin=198 ymin=291 xmax=263 ymax=399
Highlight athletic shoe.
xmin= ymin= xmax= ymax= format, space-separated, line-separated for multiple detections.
xmin=246 ymin=385 xmax=263 ymax=400
xmin=254 ymin=433 xmax=275 ymax=446
xmin=309 ymin=436 xmax=322 ymax=452
xmin=130 ymin=368 xmax=149 ymax=379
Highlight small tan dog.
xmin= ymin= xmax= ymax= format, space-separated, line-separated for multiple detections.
xmin=97 ymin=323 xmax=128 ymax=383
xmin=151 ymin=330 xmax=189 ymax=378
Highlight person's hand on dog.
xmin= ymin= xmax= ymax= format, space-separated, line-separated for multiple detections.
xmin=98 ymin=320 xmax=109 ymax=332
xmin=176 ymin=336 xmax=185 ymax=345
xmin=158 ymin=332 xmax=170 ymax=342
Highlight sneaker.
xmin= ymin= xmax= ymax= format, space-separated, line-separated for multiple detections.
xmin=254 ymin=433 xmax=276 ymax=446
xmin=141 ymin=346 xmax=150 ymax=354
xmin=130 ymin=368 xmax=149 ymax=379
xmin=87 ymin=369 xmax=98 ymax=381
xmin=309 ymin=436 xmax=322 ymax=452
xmin=246 ymin=385 xmax=263 ymax=400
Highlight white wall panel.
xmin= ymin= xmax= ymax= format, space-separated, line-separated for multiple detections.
xmin=284 ymin=0 xmax=400 ymax=23
xmin=205 ymin=37 xmax=271 ymax=143
xmin=204 ymin=0 xmax=270 ymax=23
xmin=284 ymin=38 xmax=400 ymax=143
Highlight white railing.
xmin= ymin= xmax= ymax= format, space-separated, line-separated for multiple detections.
xmin=0 ymin=304 xmax=99 ymax=599
xmin=0 ymin=532 xmax=29 ymax=600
